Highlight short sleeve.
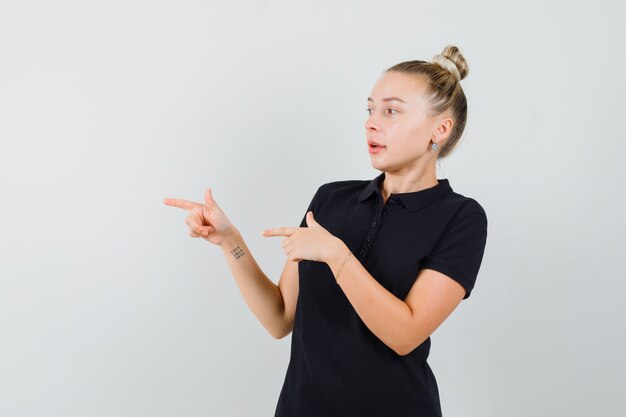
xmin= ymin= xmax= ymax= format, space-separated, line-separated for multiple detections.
xmin=419 ymin=211 xmax=488 ymax=300
xmin=298 ymin=185 xmax=323 ymax=228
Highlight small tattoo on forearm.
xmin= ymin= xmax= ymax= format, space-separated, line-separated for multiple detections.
xmin=230 ymin=246 xmax=245 ymax=260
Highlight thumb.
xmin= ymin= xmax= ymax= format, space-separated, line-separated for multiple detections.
xmin=204 ymin=188 xmax=214 ymax=206
xmin=306 ymin=211 xmax=317 ymax=226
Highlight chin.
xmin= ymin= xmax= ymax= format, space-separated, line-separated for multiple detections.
xmin=369 ymin=160 xmax=387 ymax=170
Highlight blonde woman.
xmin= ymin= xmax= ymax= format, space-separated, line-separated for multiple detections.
xmin=164 ymin=45 xmax=488 ymax=417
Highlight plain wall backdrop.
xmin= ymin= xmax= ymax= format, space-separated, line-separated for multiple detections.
xmin=1 ymin=0 xmax=624 ymax=416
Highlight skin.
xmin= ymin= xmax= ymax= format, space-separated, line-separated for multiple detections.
xmin=263 ymin=71 xmax=468 ymax=355
xmin=163 ymin=188 xmax=237 ymax=247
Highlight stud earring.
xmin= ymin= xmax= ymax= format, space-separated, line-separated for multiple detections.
xmin=432 ymin=142 xmax=438 ymax=150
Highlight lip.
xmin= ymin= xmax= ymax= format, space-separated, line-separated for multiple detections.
xmin=367 ymin=139 xmax=385 ymax=147
xmin=368 ymin=143 xmax=386 ymax=154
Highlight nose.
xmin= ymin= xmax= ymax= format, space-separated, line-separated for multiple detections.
xmin=364 ymin=115 xmax=380 ymax=132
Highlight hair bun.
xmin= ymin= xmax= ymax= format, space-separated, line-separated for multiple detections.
xmin=430 ymin=45 xmax=468 ymax=82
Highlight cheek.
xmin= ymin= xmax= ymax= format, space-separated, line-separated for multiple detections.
xmin=407 ymin=123 xmax=431 ymax=144
xmin=391 ymin=125 xmax=426 ymax=147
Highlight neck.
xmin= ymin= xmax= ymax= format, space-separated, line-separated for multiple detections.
xmin=380 ymin=172 xmax=438 ymax=197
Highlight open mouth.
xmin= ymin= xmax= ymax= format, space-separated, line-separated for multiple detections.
xmin=369 ymin=143 xmax=386 ymax=154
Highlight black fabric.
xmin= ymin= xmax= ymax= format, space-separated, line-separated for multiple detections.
xmin=274 ymin=171 xmax=488 ymax=417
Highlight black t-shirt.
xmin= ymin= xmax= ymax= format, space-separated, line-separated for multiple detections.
xmin=274 ymin=172 xmax=488 ymax=417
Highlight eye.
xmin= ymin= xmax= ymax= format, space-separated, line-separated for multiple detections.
xmin=366 ymin=108 xmax=398 ymax=116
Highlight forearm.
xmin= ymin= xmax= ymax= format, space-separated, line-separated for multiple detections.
xmin=220 ymin=229 xmax=286 ymax=339
xmin=325 ymin=240 xmax=414 ymax=355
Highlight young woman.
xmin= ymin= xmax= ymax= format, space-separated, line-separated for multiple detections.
xmin=163 ymin=44 xmax=488 ymax=417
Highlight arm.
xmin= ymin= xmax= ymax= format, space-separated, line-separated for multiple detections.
xmin=325 ymin=239 xmax=465 ymax=356
xmin=220 ymin=228 xmax=291 ymax=339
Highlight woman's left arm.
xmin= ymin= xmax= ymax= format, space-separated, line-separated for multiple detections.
xmin=325 ymin=239 xmax=466 ymax=356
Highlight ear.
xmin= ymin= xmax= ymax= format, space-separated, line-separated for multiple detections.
xmin=433 ymin=113 xmax=454 ymax=143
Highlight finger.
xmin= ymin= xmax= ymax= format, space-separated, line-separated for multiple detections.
xmin=189 ymin=229 xmax=205 ymax=238
xmin=204 ymin=188 xmax=215 ymax=207
xmin=192 ymin=206 xmax=204 ymax=217
xmin=185 ymin=208 xmax=203 ymax=226
xmin=187 ymin=223 xmax=213 ymax=237
xmin=163 ymin=198 xmax=201 ymax=211
xmin=189 ymin=226 xmax=214 ymax=238
xmin=306 ymin=211 xmax=321 ymax=227
xmin=185 ymin=216 xmax=198 ymax=229
xmin=185 ymin=216 xmax=212 ymax=235
xmin=261 ymin=227 xmax=295 ymax=237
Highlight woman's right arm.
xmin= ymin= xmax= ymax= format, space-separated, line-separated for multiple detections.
xmin=220 ymin=228 xmax=298 ymax=340
xmin=163 ymin=188 xmax=298 ymax=340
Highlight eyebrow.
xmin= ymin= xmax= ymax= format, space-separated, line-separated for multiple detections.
xmin=367 ymin=96 xmax=407 ymax=104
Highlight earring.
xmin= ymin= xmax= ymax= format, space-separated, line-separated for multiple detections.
xmin=432 ymin=142 xmax=438 ymax=150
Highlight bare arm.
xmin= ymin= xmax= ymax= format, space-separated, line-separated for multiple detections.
xmin=163 ymin=190 xmax=298 ymax=339
xmin=325 ymin=239 xmax=464 ymax=356
xmin=220 ymin=229 xmax=298 ymax=339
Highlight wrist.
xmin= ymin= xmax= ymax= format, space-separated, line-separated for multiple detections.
xmin=220 ymin=228 xmax=241 ymax=250
xmin=324 ymin=238 xmax=349 ymax=270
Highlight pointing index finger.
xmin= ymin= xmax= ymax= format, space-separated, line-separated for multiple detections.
xmin=262 ymin=227 xmax=297 ymax=237
xmin=163 ymin=198 xmax=201 ymax=211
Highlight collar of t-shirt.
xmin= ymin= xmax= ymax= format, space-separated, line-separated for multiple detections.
xmin=358 ymin=172 xmax=453 ymax=212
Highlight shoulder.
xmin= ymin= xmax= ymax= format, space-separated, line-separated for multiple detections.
xmin=319 ymin=178 xmax=368 ymax=190
xmin=441 ymin=189 xmax=487 ymax=218
xmin=435 ymin=190 xmax=488 ymax=234
xmin=313 ymin=179 xmax=369 ymax=200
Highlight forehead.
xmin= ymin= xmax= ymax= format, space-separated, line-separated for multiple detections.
xmin=368 ymin=71 xmax=429 ymax=106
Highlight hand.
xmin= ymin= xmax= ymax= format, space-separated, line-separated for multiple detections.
xmin=163 ymin=188 xmax=236 ymax=246
xmin=261 ymin=211 xmax=340 ymax=263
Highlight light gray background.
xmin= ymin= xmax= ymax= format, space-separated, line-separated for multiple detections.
xmin=1 ymin=0 xmax=624 ymax=416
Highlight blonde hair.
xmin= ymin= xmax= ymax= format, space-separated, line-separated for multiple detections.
xmin=384 ymin=45 xmax=469 ymax=159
